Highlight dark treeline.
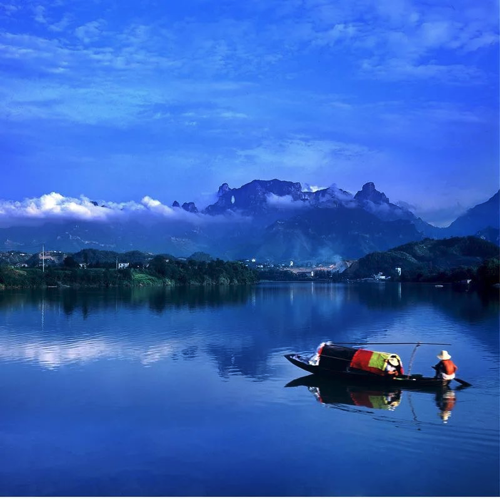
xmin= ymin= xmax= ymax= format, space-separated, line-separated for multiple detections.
xmin=388 ymin=258 xmax=499 ymax=286
xmin=341 ymin=237 xmax=500 ymax=287
xmin=258 ymin=258 xmax=499 ymax=288
xmin=0 ymin=256 xmax=258 ymax=289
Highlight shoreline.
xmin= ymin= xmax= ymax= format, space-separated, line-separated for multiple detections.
xmin=2 ymin=280 xmax=498 ymax=291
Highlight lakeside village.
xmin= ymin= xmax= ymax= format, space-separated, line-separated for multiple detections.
xmin=1 ymin=249 xmax=351 ymax=283
xmin=1 ymin=236 xmax=499 ymax=289
xmin=0 ymin=249 xmax=403 ymax=283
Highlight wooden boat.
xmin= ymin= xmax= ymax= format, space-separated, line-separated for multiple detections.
xmin=285 ymin=353 xmax=450 ymax=389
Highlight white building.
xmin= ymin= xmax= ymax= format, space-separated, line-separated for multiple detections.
xmin=373 ymin=272 xmax=391 ymax=281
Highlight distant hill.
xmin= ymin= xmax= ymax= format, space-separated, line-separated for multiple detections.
xmin=247 ymin=205 xmax=423 ymax=261
xmin=71 ymin=249 xmax=158 ymax=265
xmin=188 ymin=252 xmax=213 ymax=262
xmin=475 ymin=227 xmax=500 ymax=246
xmin=0 ymin=251 xmax=32 ymax=266
xmin=446 ymin=191 xmax=499 ymax=236
xmin=343 ymin=237 xmax=500 ymax=280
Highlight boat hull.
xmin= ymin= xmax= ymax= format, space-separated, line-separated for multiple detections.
xmin=285 ymin=354 xmax=449 ymax=389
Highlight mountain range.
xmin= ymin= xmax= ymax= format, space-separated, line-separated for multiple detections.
xmin=0 ymin=180 xmax=498 ymax=262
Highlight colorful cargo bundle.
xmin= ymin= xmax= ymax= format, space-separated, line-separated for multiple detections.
xmin=311 ymin=342 xmax=404 ymax=377
xmin=350 ymin=349 xmax=404 ymax=376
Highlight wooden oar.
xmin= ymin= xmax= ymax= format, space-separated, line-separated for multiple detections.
xmin=454 ymin=377 xmax=472 ymax=387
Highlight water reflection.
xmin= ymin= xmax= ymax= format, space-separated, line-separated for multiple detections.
xmin=0 ymin=286 xmax=255 ymax=316
xmin=435 ymin=388 xmax=457 ymax=424
xmin=0 ymin=284 xmax=497 ymax=322
xmin=287 ymin=375 xmax=402 ymax=411
xmin=286 ymin=374 xmax=461 ymax=423
xmin=0 ymin=284 xmax=497 ymax=378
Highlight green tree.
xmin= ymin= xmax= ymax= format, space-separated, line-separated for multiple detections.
xmin=476 ymin=258 xmax=500 ymax=286
xmin=64 ymin=256 xmax=79 ymax=268
xmin=149 ymin=255 xmax=168 ymax=276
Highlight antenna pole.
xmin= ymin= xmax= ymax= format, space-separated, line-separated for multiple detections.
xmin=42 ymin=244 xmax=45 ymax=273
xmin=407 ymin=342 xmax=421 ymax=376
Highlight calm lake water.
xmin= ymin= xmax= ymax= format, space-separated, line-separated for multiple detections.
xmin=0 ymin=283 xmax=498 ymax=496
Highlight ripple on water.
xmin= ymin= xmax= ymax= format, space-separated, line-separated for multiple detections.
xmin=0 ymin=285 xmax=498 ymax=497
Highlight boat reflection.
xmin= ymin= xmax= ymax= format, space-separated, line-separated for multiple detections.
xmin=287 ymin=374 xmax=402 ymax=411
xmin=286 ymin=375 xmax=460 ymax=422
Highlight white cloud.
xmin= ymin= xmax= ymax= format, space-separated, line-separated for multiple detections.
xmin=303 ymin=184 xmax=327 ymax=192
xmin=395 ymin=185 xmax=498 ymax=226
xmin=49 ymin=14 xmax=73 ymax=33
xmin=0 ymin=191 xmax=257 ymax=228
xmin=265 ymin=193 xmax=307 ymax=209
xmin=0 ymin=4 xmax=19 ymax=16
xmin=325 ymin=183 xmax=354 ymax=203
xmin=141 ymin=196 xmax=175 ymax=216
xmin=360 ymin=58 xmax=483 ymax=84
xmin=32 ymin=5 xmax=48 ymax=25
xmin=74 ymin=19 xmax=106 ymax=44
xmin=283 ymin=0 xmax=499 ymax=83
xmin=236 ymin=138 xmax=373 ymax=172
xmin=0 ymin=192 xmax=207 ymax=227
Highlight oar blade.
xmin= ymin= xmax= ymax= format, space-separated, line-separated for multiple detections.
xmin=455 ymin=377 xmax=472 ymax=387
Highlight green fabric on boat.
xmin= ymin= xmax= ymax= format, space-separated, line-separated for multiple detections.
xmin=368 ymin=352 xmax=403 ymax=371
xmin=368 ymin=351 xmax=391 ymax=370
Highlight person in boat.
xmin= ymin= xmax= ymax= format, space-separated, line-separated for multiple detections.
xmin=385 ymin=355 xmax=403 ymax=377
xmin=433 ymin=350 xmax=458 ymax=381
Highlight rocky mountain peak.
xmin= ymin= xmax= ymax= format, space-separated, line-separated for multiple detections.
xmin=355 ymin=182 xmax=390 ymax=204
xmin=182 ymin=202 xmax=198 ymax=213
xmin=172 ymin=201 xmax=180 ymax=208
xmin=217 ymin=183 xmax=231 ymax=197
xmin=204 ymin=179 xmax=305 ymax=216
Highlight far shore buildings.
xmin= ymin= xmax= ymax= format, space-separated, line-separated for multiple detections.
xmin=37 ymin=250 xmax=65 ymax=267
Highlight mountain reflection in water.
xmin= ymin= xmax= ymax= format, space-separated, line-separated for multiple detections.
xmin=0 ymin=283 xmax=498 ymax=376
xmin=0 ymin=282 xmax=498 ymax=323
xmin=0 ymin=283 xmax=498 ymax=496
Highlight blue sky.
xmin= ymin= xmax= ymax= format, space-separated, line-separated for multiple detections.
xmin=0 ymin=0 xmax=498 ymax=226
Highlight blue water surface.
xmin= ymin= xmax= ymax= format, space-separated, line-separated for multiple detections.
xmin=0 ymin=283 xmax=498 ymax=496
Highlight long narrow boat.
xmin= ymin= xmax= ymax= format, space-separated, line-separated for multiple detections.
xmin=285 ymin=353 xmax=450 ymax=389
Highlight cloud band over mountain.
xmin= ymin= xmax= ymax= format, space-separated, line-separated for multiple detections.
xmin=0 ymin=192 xmax=203 ymax=227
